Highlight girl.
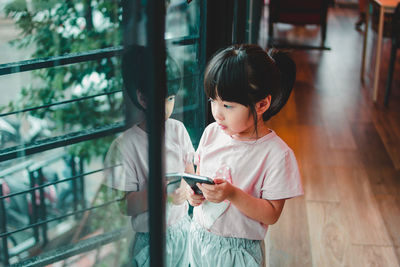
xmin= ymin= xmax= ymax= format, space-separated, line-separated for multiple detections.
xmin=104 ymin=45 xmax=194 ymax=267
xmin=186 ymin=44 xmax=304 ymax=267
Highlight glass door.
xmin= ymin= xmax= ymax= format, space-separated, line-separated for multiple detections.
xmin=0 ymin=0 xmax=206 ymax=266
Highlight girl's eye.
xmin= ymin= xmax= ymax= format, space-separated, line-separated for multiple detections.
xmin=167 ymin=96 xmax=175 ymax=101
xmin=224 ymin=104 xmax=233 ymax=109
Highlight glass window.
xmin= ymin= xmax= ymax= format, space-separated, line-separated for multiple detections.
xmin=0 ymin=0 xmax=205 ymax=266
xmin=0 ymin=1 xmax=127 ymax=266
xmin=166 ymin=0 xmax=204 ymax=146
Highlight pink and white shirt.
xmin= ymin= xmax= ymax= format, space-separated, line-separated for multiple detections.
xmin=193 ymin=122 xmax=303 ymax=240
xmin=104 ymin=118 xmax=195 ymax=232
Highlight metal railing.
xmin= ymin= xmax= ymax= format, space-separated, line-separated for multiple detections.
xmin=0 ymin=32 xmax=201 ymax=266
xmin=0 ymin=155 xmax=126 ymax=266
xmin=0 ymin=45 xmax=128 ymax=266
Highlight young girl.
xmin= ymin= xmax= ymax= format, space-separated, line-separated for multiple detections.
xmin=104 ymin=45 xmax=194 ymax=267
xmin=186 ymin=44 xmax=303 ymax=266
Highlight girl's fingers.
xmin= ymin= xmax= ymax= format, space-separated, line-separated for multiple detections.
xmin=199 ymin=183 xmax=214 ymax=190
xmin=187 ymin=187 xmax=205 ymax=206
xmin=188 ymin=196 xmax=204 ymax=206
xmin=191 ymin=194 xmax=205 ymax=201
xmin=213 ymin=178 xmax=225 ymax=184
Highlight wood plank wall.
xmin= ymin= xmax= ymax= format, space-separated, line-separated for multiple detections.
xmin=259 ymin=4 xmax=400 ymax=267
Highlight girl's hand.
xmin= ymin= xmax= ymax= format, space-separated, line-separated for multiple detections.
xmin=169 ymin=185 xmax=186 ymax=205
xmin=197 ymin=178 xmax=236 ymax=203
xmin=185 ymin=183 xmax=205 ymax=206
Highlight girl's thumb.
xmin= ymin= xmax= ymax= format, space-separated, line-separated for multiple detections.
xmin=213 ymin=178 xmax=225 ymax=184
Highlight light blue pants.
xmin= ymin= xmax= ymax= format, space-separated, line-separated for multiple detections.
xmin=189 ymin=222 xmax=264 ymax=267
xmin=132 ymin=215 xmax=191 ymax=267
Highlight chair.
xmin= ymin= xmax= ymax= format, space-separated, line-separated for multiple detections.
xmin=384 ymin=3 xmax=400 ymax=107
xmin=268 ymin=0 xmax=330 ymax=47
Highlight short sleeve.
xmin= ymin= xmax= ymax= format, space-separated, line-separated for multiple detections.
xmin=103 ymin=137 xmax=139 ymax=192
xmin=180 ymin=126 xmax=195 ymax=166
xmin=261 ymin=150 xmax=303 ymax=200
xmin=194 ymin=126 xmax=208 ymax=167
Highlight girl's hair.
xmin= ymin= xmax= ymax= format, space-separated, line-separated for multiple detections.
xmin=122 ymin=45 xmax=182 ymax=110
xmin=204 ymin=44 xmax=296 ymax=124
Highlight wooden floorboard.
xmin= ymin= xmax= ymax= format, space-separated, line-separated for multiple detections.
xmin=261 ymin=4 xmax=400 ymax=267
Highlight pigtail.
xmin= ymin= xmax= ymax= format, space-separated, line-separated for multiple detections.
xmin=263 ymin=50 xmax=296 ymax=121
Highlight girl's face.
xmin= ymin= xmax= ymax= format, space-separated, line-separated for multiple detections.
xmin=165 ymin=95 xmax=175 ymax=120
xmin=210 ymin=96 xmax=255 ymax=139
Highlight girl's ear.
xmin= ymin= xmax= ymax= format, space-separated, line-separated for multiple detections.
xmin=256 ymin=95 xmax=271 ymax=116
xmin=136 ymin=90 xmax=147 ymax=109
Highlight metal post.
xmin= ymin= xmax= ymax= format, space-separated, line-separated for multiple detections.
xmin=29 ymin=171 xmax=40 ymax=243
xmin=147 ymin=0 xmax=166 ymax=266
xmin=70 ymin=156 xmax=79 ymax=218
xmin=79 ymin=158 xmax=86 ymax=210
xmin=198 ymin=0 xmax=208 ymax=133
xmin=37 ymin=168 xmax=48 ymax=245
xmin=232 ymin=0 xmax=247 ymax=44
xmin=204 ymin=0 xmax=234 ymax=124
xmin=0 ymin=180 xmax=10 ymax=266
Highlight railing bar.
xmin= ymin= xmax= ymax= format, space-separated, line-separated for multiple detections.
xmin=168 ymin=35 xmax=199 ymax=46
xmin=0 ymin=121 xmax=126 ymax=162
xmin=0 ymin=197 xmax=124 ymax=238
xmin=0 ymin=34 xmax=201 ymax=77
xmin=0 ymin=35 xmax=199 ymax=76
xmin=11 ymin=227 xmax=130 ymax=267
xmin=0 ymin=46 xmax=124 ymax=76
xmin=0 ymin=90 xmax=122 ymax=118
xmin=0 ymin=70 xmax=200 ymax=118
xmin=0 ymin=164 xmax=120 ymax=200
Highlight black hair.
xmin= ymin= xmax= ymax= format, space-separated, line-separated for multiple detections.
xmin=121 ymin=45 xmax=182 ymax=110
xmin=204 ymin=44 xmax=296 ymax=127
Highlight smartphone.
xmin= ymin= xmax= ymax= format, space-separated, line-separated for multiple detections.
xmin=166 ymin=172 xmax=214 ymax=195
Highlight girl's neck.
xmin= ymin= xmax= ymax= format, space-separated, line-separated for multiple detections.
xmin=231 ymin=118 xmax=271 ymax=141
xmin=138 ymin=120 xmax=147 ymax=132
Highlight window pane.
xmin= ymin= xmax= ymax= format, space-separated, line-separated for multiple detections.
xmin=0 ymin=0 xmax=134 ymax=265
xmin=166 ymin=0 xmax=204 ymax=146
xmin=1 ymin=0 xmax=205 ymax=265
xmin=163 ymin=0 xmax=204 ymax=266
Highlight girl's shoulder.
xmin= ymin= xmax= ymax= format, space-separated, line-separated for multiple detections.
xmin=259 ymin=130 xmax=293 ymax=153
xmin=120 ymin=124 xmax=147 ymax=143
xmin=203 ymin=122 xmax=221 ymax=136
xmin=199 ymin=122 xmax=225 ymax=142
xmin=107 ymin=124 xmax=147 ymax=157
xmin=166 ymin=118 xmax=188 ymax=133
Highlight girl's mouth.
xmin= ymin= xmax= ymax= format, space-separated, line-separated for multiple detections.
xmin=218 ymin=123 xmax=227 ymax=130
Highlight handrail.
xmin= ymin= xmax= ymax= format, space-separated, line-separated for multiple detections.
xmin=0 ymin=89 xmax=122 ymax=118
xmin=0 ymin=121 xmax=126 ymax=162
xmin=0 ymin=46 xmax=124 ymax=76
xmin=0 ymin=196 xmax=124 ymax=238
xmin=11 ymin=227 xmax=131 ymax=267
xmin=0 ymin=164 xmax=120 ymax=201
xmin=0 ymin=35 xmax=199 ymax=77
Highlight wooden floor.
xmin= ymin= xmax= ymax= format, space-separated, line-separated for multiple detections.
xmin=260 ymin=5 xmax=400 ymax=267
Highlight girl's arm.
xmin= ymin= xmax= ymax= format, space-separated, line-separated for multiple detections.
xmin=127 ymin=163 xmax=196 ymax=215
xmin=185 ymin=162 xmax=195 ymax=174
xmin=169 ymin=162 xmax=196 ymax=205
xmin=125 ymin=189 xmax=148 ymax=217
xmin=198 ymin=180 xmax=285 ymax=225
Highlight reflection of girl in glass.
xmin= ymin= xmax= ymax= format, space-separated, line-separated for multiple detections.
xmin=104 ymin=45 xmax=194 ymax=267
xmin=186 ymin=44 xmax=303 ymax=266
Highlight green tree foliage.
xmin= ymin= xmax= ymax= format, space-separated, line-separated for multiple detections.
xmin=4 ymin=0 xmax=124 ymax=161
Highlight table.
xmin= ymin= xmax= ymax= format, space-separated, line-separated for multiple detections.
xmin=360 ymin=0 xmax=400 ymax=102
